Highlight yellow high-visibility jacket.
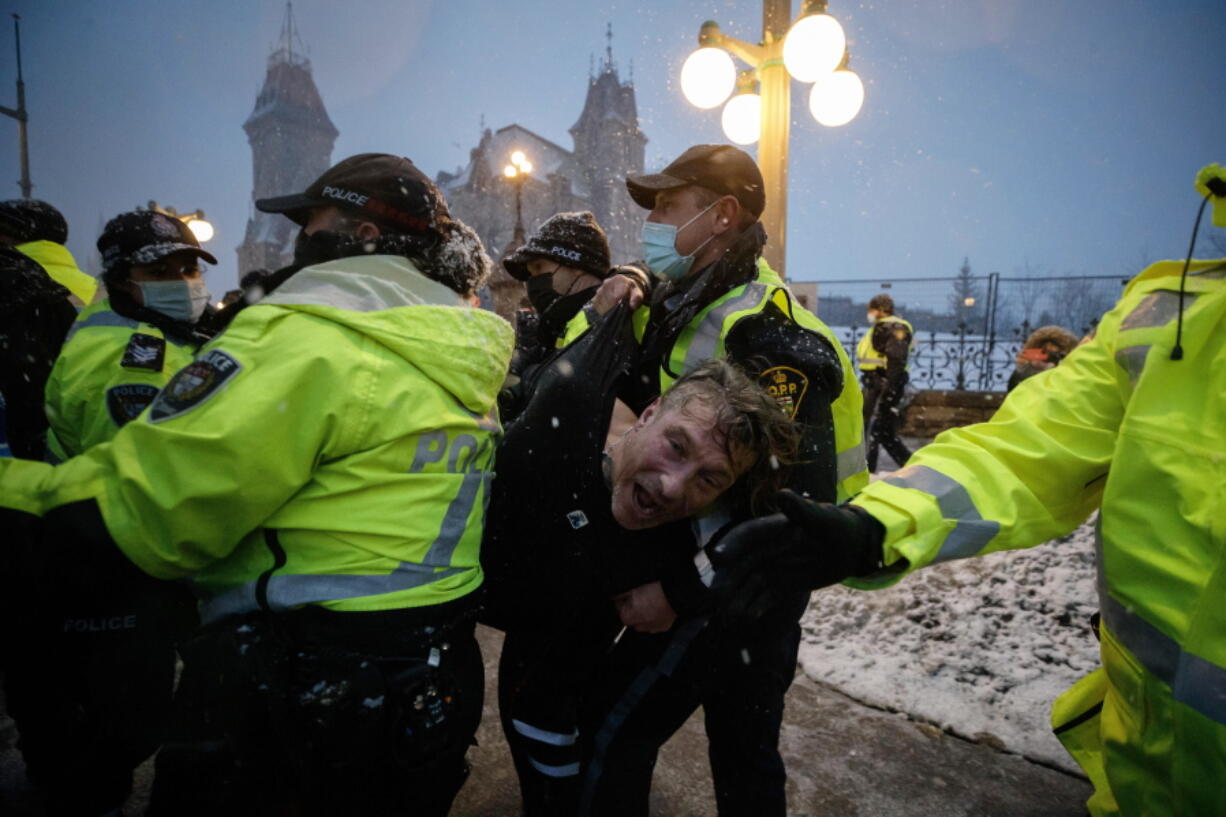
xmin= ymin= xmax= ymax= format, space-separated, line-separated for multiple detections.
xmin=855 ymin=315 xmax=913 ymax=371
xmin=2 ymin=255 xmax=514 ymax=623
xmin=850 ymin=258 xmax=1226 ymax=817
xmin=44 ymin=298 xmax=197 ymax=460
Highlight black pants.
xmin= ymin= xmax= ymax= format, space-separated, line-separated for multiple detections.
xmin=863 ymin=370 xmax=912 ymax=472
xmin=499 ymin=609 xmax=621 ymax=817
xmin=148 ymin=602 xmax=483 ymax=817
xmin=4 ymin=578 xmax=196 ymax=816
xmin=578 ymin=594 xmax=807 ymax=817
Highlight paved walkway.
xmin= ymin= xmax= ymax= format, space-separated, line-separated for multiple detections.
xmin=1 ymin=625 xmax=1091 ymax=816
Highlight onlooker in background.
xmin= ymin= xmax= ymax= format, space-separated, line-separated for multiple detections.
xmin=857 ymin=293 xmax=914 ymax=471
xmin=0 ymin=198 xmax=96 ymax=306
xmin=1006 ymin=324 xmax=1080 ymax=392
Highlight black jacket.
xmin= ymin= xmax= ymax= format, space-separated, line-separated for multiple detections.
xmin=0 ymin=247 xmax=78 ymax=459
xmin=482 ymin=305 xmax=692 ymax=630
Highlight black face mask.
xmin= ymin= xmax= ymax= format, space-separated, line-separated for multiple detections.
xmin=292 ymin=229 xmax=350 ymax=269
xmin=538 ymin=286 xmax=599 ymax=339
xmin=526 ymin=274 xmax=561 ymax=314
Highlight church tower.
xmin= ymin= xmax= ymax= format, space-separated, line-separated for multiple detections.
xmin=236 ymin=3 xmax=338 ymax=274
xmin=569 ymin=25 xmax=647 ymax=264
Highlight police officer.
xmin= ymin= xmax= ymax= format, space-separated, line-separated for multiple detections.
xmin=499 ymin=210 xmax=629 ymax=422
xmin=712 ymin=163 xmax=1226 ymax=817
xmin=3 ymin=211 xmax=215 ymax=816
xmin=0 ymin=198 xmax=96 ymax=306
xmin=856 ymin=293 xmax=914 ymax=471
xmin=0 ymin=153 xmax=513 ymax=817
xmin=0 ymin=200 xmax=88 ymax=461
xmin=576 ymin=144 xmax=867 ymax=817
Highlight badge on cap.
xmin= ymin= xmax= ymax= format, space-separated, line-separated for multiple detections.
xmin=759 ymin=365 xmax=809 ymax=420
xmin=120 ymin=333 xmax=166 ymax=372
xmin=148 ymin=349 xmax=243 ymax=423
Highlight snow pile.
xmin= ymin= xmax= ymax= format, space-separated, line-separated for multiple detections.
xmin=799 ymin=518 xmax=1101 ymax=772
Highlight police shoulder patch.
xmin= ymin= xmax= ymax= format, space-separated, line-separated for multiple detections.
xmin=106 ymin=383 xmax=161 ymax=427
xmin=148 ymin=349 xmax=243 ymax=424
xmin=759 ymin=365 xmax=809 ymax=420
xmin=120 ymin=332 xmax=166 ymax=372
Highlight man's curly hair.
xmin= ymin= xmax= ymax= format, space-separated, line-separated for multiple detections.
xmin=657 ymin=358 xmax=801 ymax=515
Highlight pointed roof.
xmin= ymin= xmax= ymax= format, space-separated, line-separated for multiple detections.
xmin=570 ymin=25 xmax=641 ymax=137
xmin=244 ymin=2 xmax=337 ymax=139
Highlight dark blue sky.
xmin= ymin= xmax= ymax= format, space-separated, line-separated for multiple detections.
xmin=0 ymin=0 xmax=1222 ymax=293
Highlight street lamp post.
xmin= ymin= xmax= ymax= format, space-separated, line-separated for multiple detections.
xmin=0 ymin=15 xmax=32 ymax=199
xmin=502 ymin=150 xmax=533 ymax=243
xmin=680 ymin=0 xmax=864 ymax=278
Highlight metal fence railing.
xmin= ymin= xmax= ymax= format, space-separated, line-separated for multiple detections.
xmin=790 ymin=273 xmax=1131 ymax=391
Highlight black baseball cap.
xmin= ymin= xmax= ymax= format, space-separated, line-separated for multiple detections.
xmin=626 ymin=144 xmax=765 ymax=219
xmin=503 ymin=211 xmax=612 ymax=281
xmin=97 ymin=210 xmax=217 ymax=276
xmin=0 ymin=199 xmax=69 ymax=244
xmin=256 ymin=153 xmax=452 ymax=236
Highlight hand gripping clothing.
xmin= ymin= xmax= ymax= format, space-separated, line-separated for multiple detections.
xmin=44 ymin=297 xmax=198 ymax=460
xmin=850 ymin=258 xmax=1226 ymax=817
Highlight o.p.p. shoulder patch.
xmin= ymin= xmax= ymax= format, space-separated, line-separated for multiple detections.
xmin=106 ymin=383 xmax=161 ymax=427
xmin=760 ymin=365 xmax=809 ymax=420
xmin=148 ymin=349 xmax=242 ymax=424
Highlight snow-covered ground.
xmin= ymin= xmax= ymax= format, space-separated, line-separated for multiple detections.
xmin=799 ymin=515 xmax=1101 ymax=773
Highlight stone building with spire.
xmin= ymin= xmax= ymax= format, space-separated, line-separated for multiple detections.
xmin=436 ymin=27 xmax=647 ymax=318
xmin=236 ymin=3 xmax=338 ymax=275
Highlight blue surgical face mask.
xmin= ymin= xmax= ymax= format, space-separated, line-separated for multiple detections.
xmin=138 ymin=278 xmax=211 ymax=323
xmin=640 ymin=201 xmax=719 ymax=282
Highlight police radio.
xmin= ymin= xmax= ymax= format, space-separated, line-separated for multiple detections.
xmin=1170 ymin=164 xmax=1226 ymax=360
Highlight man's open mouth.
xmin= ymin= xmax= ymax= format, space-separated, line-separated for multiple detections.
xmin=633 ymin=482 xmax=663 ymax=518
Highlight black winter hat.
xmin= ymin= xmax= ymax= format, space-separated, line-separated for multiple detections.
xmin=0 ymin=199 xmax=69 ymax=244
xmin=256 ymin=153 xmax=454 ymax=239
xmin=626 ymin=144 xmax=765 ymax=219
xmin=97 ymin=210 xmax=218 ymax=277
xmin=502 ymin=211 xmax=611 ymax=282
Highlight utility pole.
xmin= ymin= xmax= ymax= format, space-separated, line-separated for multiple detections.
xmin=0 ymin=14 xmax=32 ymax=198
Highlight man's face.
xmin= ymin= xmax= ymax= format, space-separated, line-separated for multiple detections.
xmin=646 ymin=187 xmax=720 ymax=258
xmin=608 ymin=398 xmax=752 ymax=530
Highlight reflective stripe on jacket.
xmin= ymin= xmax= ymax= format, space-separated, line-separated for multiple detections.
xmin=2 ymin=255 xmax=515 ymax=622
xmin=660 ymin=258 xmax=868 ymax=502
xmin=850 ymin=258 xmax=1226 ymax=816
xmin=17 ymin=240 xmax=97 ymax=306
xmin=856 ymin=315 xmax=913 ymax=371
xmin=44 ymin=298 xmax=197 ymax=459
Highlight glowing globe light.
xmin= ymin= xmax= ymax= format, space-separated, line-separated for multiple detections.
xmin=680 ymin=47 xmax=737 ymax=109
xmin=808 ymin=69 xmax=864 ymax=127
xmin=721 ymin=93 xmax=761 ymax=145
xmin=504 ymin=164 xmax=518 ymax=178
xmin=519 ymin=159 xmax=533 ymax=174
xmin=510 ymin=150 xmax=526 ymax=166
xmin=186 ymin=218 xmax=214 ymax=243
xmin=782 ymin=13 xmax=846 ymax=82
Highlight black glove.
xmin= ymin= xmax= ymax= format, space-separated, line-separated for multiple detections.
xmin=710 ymin=490 xmax=890 ymax=625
